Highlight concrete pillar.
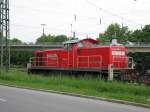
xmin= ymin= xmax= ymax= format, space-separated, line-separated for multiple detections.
xmin=108 ymin=64 xmax=114 ymax=81
xmin=27 ymin=63 xmax=31 ymax=74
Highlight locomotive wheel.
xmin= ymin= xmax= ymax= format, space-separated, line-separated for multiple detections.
xmin=118 ymin=70 xmax=135 ymax=82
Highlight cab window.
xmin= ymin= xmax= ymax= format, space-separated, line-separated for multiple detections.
xmin=78 ymin=42 xmax=84 ymax=47
xmin=64 ymin=44 xmax=72 ymax=50
xmin=91 ymin=43 xmax=97 ymax=47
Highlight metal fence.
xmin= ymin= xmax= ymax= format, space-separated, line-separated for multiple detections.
xmin=6 ymin=42 xmax=150 ymax=47
xmin=125 ymin=42 xmax=150 ymax=47
xmin=9 ymin=42 xmax=63 ymax=46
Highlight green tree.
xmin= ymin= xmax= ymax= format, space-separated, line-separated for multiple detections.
xmin=105 ymin=23 xmax=130 ymax=41
xmin=10 ymin=38 xmax=22 ymax=44
xmin=52 ymin=35 xmax=68 ymax=42
xmin=130 ymin=30 xmax=143 ymax=42
xmin=36 ymin=34 xmax=53 ymax=43
xmin=141 ymin=24 xmax=150 ymax=41
xmin=129 ymin=24 xmax=150 ymax=42
xmin=10 ymin=50 xmax=33 ymax=67
xmin=36 ymin=34 xmax=68 ymax=43
xmin=97 ymin=23 xmax=131 ymax=44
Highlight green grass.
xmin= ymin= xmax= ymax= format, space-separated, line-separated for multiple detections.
xmin=0 ymin=69 xmax=150 ymax=105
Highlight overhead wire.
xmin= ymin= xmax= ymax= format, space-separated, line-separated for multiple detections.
xmin=10 ymin=0 xmax=145 ymax=40
xmin=85 ymin=0 xmax=143 ymax=26
xmin=11 ymin=0 xmax=145 ymax=27
xmin=11 ymin=23 xmax=100 ymax=37
xmin=10 ymin=3 xmax=106 ymax=37
xmin=12 ymin=4 xmax=105 ymax=23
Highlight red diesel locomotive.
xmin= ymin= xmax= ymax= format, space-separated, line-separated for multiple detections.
xmin=28 ymin=38 xmax=133 ymax=77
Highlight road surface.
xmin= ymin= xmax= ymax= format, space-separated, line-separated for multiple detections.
xmin=0 ymin=85 xmax=149 ymax=112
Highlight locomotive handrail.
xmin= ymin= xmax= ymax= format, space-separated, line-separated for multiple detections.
xmin=77 ymin=55 xmax=102 ymax=69
xmin=30 ymin=56 xmax=59 ymax=67
xmin=30 ymin=55 xmax=134 ymax=70
xmin=30 ymin=55 xmax=103 ymax=70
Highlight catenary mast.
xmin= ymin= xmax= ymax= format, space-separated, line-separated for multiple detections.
xmin=0 ymin=0 xmax=10 ymax=72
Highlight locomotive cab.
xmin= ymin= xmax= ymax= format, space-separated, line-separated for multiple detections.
xmin=63 ymin=39 xmax=98 ymax=50
xmin=77 ymin=39 xmax=98 ymax=48
xmin=63 ymin=40 xmax=80 ymax=50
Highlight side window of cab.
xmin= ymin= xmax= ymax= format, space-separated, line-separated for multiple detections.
xmin=64 ymin=44 xmax=72 ymax=50
xmin=78 ymin=42 xmax=84 ymax=47
xmin=91 ymin=43 xmax=97 ymax=47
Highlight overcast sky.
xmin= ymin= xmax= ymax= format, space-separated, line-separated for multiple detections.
xmin=10 ymin=0 xmax=150 ymax=42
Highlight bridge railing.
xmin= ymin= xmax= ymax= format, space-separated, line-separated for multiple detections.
xmin=6 ymin=42 xmax=150 ymax=47
xmin=125 ymin=42 xmax=150 ymax=47
xmin=9 ymin=42 xmax=63 ymax=46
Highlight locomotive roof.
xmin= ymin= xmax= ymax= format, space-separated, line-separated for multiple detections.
xmin=63 ymin=38 xmax=98 ymax=45
xmin=63 ymin=40 xmax=80 ymax=44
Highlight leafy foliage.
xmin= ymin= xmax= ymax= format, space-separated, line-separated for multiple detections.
xmin=97 ymin=23 xmax=131 ymax=44
xmin=36 ymin=34 xmax=68 ymax=43
xmin=9 ymin=38 xmax=22 ymax=44
xmin=10 ymin=51 xmax=33 ymax=67
xmin=130 ymin=25 xmax=150 ymax=42
xmin=97 ymin=23 xmax=150 ymax=45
